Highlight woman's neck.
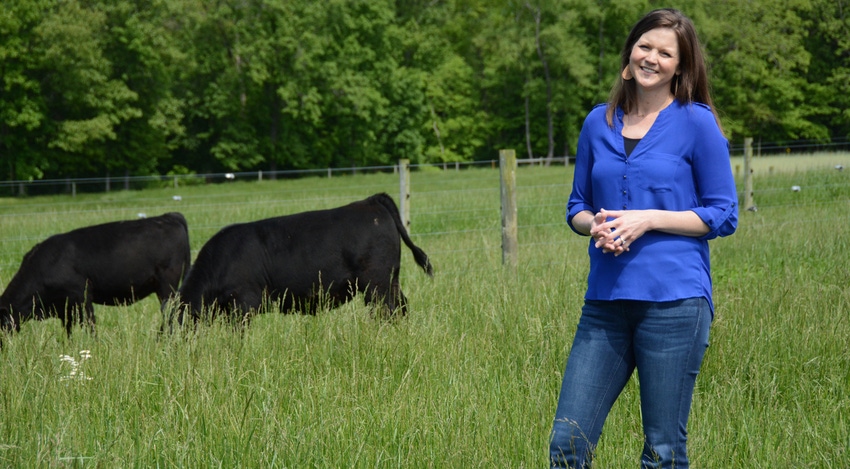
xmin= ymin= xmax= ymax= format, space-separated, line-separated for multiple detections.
xmin=622 ymin=92 xmax=674 ymax=139
xmin=632 ymin=92 xmax=674 ymax=118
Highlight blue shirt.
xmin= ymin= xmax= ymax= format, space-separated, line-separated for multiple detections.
xmin=567 ymin=101 xmax=738 ymax=313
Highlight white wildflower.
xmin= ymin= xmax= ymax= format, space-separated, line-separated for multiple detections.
xmin=59 ymin=350 xmax=93 ymax=383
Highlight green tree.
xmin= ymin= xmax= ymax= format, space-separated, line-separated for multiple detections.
xmin=315 ymin=0 xmax=411 ymax=168
xmin=175 ymin=0 xmax=425 ymax=172
xmin=173 ymin=0 xmax=264 ymax=173
xmin=469 ymin=0 xmax=602 ymax=160
xmin=36 ymin=0 xmax=142 ymax=178
xmin=96 ymin=0 xmax=189 ymax=179
xmin=3 ymin=0 xmax=849 ymax=184
xmin=702 ymin=0 xmax=828 ymax=144
xmin=801 ymin=0 xmax=850 ymax=140
xmin=0 ymin=0 xmax=48 ymax=183
xmin=521 ymin=0 xmax=601 ymax=160
xmin=237 ymin=0 xmax=323 ymax=172
xmin=397 ymin=0 xmax=490 ymax=163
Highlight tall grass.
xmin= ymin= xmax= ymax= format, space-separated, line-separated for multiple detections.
xmin=0 ymin=155 xmax=848 ymax=467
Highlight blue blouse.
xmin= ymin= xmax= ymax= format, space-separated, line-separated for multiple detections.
xmin=567 ymin=101 xmax=738 ymax=313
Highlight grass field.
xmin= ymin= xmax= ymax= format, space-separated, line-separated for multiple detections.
xmin=729 ymin=152 xmax=847 ymax=176
xmin=0 ymin=153 xmax=848 ymax=467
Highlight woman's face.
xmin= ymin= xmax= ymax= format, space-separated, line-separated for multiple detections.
xmin=628 ymin=27 xmax=680 ymax=94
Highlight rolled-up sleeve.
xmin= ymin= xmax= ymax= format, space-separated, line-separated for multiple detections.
xmin=565 ymin=101 xmax=736 ymax=310
xmin=690 ymin=112 xmax=738 ymax=240
xmin=566 ymin=108 xmax=600 ymax=236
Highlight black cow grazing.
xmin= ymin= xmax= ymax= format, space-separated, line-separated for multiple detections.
xmin=170 ymin=193 xmax=432 ymax=328
xmin=0 ymin=212 xmax=191 ymax=340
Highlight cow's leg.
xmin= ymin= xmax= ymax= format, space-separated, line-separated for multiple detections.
xmin=82 ymin=280 xmax=96 ymax=336
xmin=159 ymin=298 xmax=173 ymax=334
xmin=387 ymin=268 xmax=408 ymax=317
xmin=362 ymin=280 xmax=385 ymax=314
xmin=233 ymin=289 xmax=263 ymax=330
xmin=236 ymin=290 xmax=263 ymax=313
xmin=364 ymin=280 xmax=406 ymax=319
xmin=155 ymin=280 xmax=182 ymax=309
xmin=61 ymin=304 xmax=73 ymax=336
xmin=84 ymin=300 xmax=97 ymax=336
xmin=61 ymin=301 xmax=86 ymax=337
xmin=182 ymin=304 xmax=203 ymax=332
xmin=158 ymin=292 xmax=185 ymax=335
xmin=391 ymin=281 xmax=409 ymax=317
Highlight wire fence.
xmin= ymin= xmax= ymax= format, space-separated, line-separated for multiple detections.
xmin=1 ymin=153 xmax=849 ymax=281
xmin=0 ymin=155 xmax=845 ymax=214
xmin=0 ymin=159 xmax=573 ymax=280
xmin=728 ymin=136 xmax=850 ymax=155
xmin=3 ymin=134 xmax=849 ymax=197
xmin=0 ymin=158 xmax=570 ymax=197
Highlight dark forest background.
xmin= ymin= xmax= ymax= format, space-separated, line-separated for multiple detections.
xmin=1 ymin=0 xmax=848 ymax=182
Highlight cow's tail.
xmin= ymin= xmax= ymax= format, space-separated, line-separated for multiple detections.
xmin=371 ymin=193 xmax=433 ymax=277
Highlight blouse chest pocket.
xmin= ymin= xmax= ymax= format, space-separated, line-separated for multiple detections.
xmin=634 ymin=152 xmax=684 ymax=193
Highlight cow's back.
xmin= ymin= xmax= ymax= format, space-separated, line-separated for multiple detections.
xmin=264 ymin=200 xmax=401 ymax=293
xmin=177 ymin=221 xmax=271 ymax=310
xmin=68 ymin=213 xmax=190 ymax=303
xmin=2 ymin=212 xmax=191 ymax=312
xmin=1 ymin=212 xmax=192 ymax=337
xmin=177 ymin=196 xmax=405 ymax=317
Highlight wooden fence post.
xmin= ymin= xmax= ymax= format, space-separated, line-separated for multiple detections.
xmin=399 ymin=159 xmax=411 ymax=233
xmin=500 ymin=149 xmax=518 ymax=269
xmin=743 ymin=137 xmax=754 ymax=210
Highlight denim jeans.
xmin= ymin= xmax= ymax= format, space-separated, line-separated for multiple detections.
xmin=549 ymin=298 xmax=711 ymax=468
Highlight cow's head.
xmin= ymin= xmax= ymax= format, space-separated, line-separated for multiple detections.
xmin=0 ymin=305 xmax=22 ymax=334
xmin=1 ymin=279 xmax=36 ymax=334
xmin=1 ymin=309 xmax=14 ymax=350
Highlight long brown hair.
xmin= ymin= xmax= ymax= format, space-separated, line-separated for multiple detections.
xmin=605 ymin=9 xmax=722 ymax=133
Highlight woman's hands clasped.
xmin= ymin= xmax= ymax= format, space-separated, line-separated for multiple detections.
xmin=589 ymin=208 xmax=651 ymax=257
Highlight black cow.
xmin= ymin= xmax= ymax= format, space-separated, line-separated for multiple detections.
xmin=170 ymin=193 xmax=432 ymax=327
xmin=0 ymin=212 xmax=191 ymax=340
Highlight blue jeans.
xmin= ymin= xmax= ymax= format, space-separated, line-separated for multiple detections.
xmin=549 ymin=298 xmax=711 ymax=468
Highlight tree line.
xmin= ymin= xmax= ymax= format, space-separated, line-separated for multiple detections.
xmin=1 ymin=0 xmax=848 ymax=183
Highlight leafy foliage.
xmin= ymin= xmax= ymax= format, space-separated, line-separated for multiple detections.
xmin=0 ymin=0 xmax=846 ymax=182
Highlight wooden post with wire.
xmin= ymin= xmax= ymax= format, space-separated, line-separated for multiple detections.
xmin=398 ymin=158 xmax=411 ymax=233
xmin=500 ymin=149 xmax=518 ymax=269
xmin=743 ymin=137 xmax=755 ymax=211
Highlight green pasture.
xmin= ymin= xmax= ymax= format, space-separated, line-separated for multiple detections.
xmin=0 ymin=153 xmax=848 ymax=467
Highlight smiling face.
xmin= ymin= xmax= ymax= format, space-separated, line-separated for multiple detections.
xmin=627 ymin=27 xmax=680 ymax=94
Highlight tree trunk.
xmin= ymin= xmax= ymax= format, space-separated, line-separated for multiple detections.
xmin=524 ymin=87 xmax=533 ymax=159
xmin=529 ymin=3 xmax=555 ymax=165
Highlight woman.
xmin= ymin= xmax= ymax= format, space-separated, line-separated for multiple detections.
xmin=549 ymin=9 xmax=738 ymax=468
